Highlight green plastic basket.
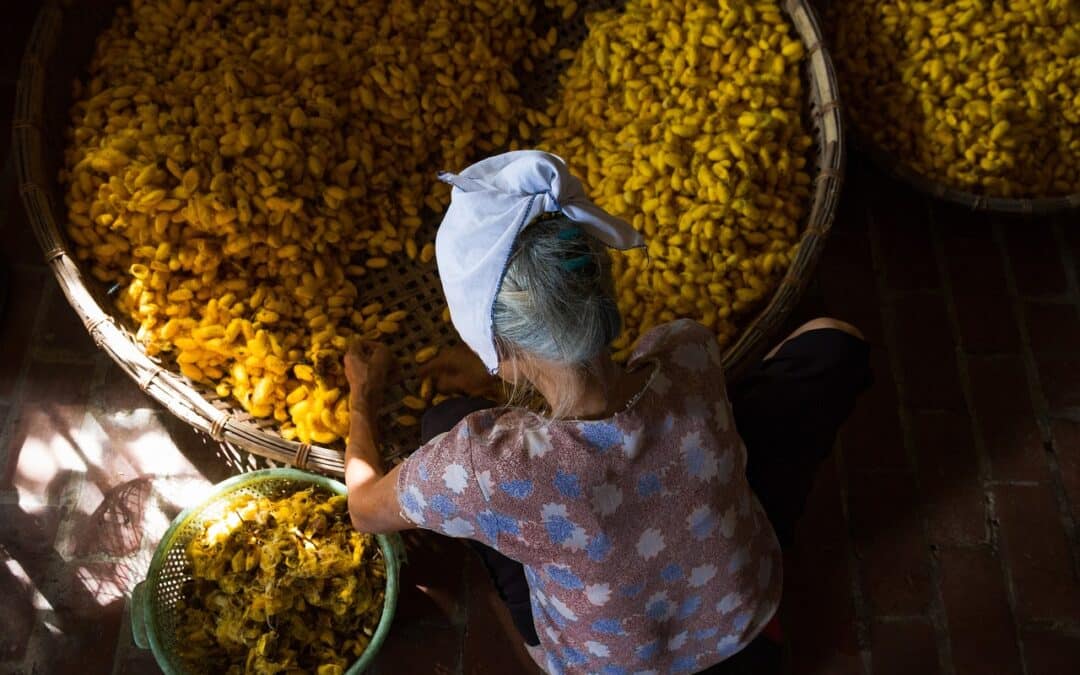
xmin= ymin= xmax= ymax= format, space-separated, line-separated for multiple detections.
xmin=129 ymin=468 xmax=401 ymax=674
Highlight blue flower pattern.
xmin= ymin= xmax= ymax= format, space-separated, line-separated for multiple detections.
xmin=546 ymin=651 xmax=567 ymax=675
xmin=545 ymin=514 xmax=578 ymax=545
xmin=591 ymin=618 xmax=624 ymax=635
xmin=637 ymin=473 xmax=661 ymax=497
xmin=547 ymin=564 xmax=585 ymax=590
xmin=688 ymin=508 xmax=718 ymax=540
xmin=635 ymin=640 xmax=660 ymax=661
xmin=543 ymin=599 xmax=569 ymax=629
xmin=554 ymin=470 xmax=582 ymax=498
xmin=429 ymin=494 xmax=457 ymax=518
xmin=499 ymin=479 xmax=534 ymax=499
xmin=586 ymin=532 xmax=612 ymax=562
xmin=645 ymin=597 xmax=673 ymax=622
xmin=694 ymin=627 xmax=719 ymax=642
xmin=476 ymin=510 xmax=521 ymax=544
xmin=524 ymin=565 xmax=545 ymax=590
xmin=399 ymin=488 xmax=423 ymax=518
xmin=716 ymin=636 xmax=743 ymax=660
xmin=661 ymin=414 xmax=676 ymax=434
xmin=677 ymin=596 xmax=703 ymax=620
xmin=562 ymin=646 xmax=588 ymax=666
xmin=684 ymin=441 xmax=709 ymax=478
xmin=579 ymin=421 xmax=622 ymax=452
xmin=661 ymin=563 xmax=683 ymax=583
xmin=732 ymin=611 xmax=753 ymax=633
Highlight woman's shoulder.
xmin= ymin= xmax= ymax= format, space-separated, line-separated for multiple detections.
xmin=458 ymin=406 xmax=551 ymax=458
xmin=630 ymin=319 xmax=724 ymax=373
xmin=461 ymin=405 xmax=539 ymax=432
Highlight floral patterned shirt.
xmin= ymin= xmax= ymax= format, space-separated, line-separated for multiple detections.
xmin=395 ymin=320 xmax=782 ymax=674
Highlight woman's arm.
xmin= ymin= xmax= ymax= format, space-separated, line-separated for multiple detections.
xmin=344 ymin=342 xmax=413 ymax=534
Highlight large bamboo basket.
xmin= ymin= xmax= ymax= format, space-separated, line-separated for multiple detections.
xmin=814 ymin=0 xmax=1080 ymax=216
xmin=854 ymin=130 xmax=1080 ymax=215
xmin=14 ymin=0 xmax=844 ymax=476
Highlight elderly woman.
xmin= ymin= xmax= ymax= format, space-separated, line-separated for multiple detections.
xmin=342 ymin=151 xmax=870 ymax=674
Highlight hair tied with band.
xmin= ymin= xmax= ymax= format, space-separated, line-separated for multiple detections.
xmin=557 ymin=225 xmax=583 ymax=240
xmin=560 ymin=255 xmax=593 ymax=272
xmin=556 ymin=225 xmax=592 ymax=271
xmin=434 ymin=150 xmax=643 ymax=373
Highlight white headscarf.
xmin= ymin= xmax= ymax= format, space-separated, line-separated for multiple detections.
xmin=434 ymin=150 xmax=645 ymax=373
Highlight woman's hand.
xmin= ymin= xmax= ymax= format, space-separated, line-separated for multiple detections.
xmin=419 ymin=344 xmax=502 ymax=400
xmin=344 ymin=341 xmax=394 ymax=414
xmin=339 ymin=341 xmax=413 ymax=535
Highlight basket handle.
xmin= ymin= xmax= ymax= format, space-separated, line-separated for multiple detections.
xmin=130 ymin=580 xmax=151 ymax=650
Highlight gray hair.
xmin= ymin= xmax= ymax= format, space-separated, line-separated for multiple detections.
xmin=492 ymin=214 xmax=622 ymax=368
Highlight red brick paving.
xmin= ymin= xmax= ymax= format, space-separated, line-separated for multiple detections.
xmin=0 ymin=177 xmax=48 ymax=272
xmin=0 ymin=502 xmax=62 ymax=558
xmin=994 ymin=483 xmax=1080 ymax=623
xmin=868 ymin=619 xmax=941 ymax=675
xmin=937 ymin=546 xmax=1024 ymax=675
xmin=840 ymin=349 xmax=909 ymax=474
xmin=869 ymin=179 xmax=937 ymax=293
xmin=783 ymin=458 xmax=862 ymax=675
xmin=847 ymin=471 xmax=935 ymax=617
xmin=35 ymin=281 xmax=100 ymax=361
xmin=966 ymin=355 xmax=1050 ymax=482
xmin=1036 ymin=356 xmax=1080 ymax=411
xmin=1003 ymin=224 xmax=1070 ymax=298
xmin=43 ymin=601 xmax=126 ymax=675
xmin=2 ymin=12 xmax=1080 ymax=675
xmin=0 ymin=565 xmax=37 ymax=662
xmin=889 ymin=293 xmax=966 ymax=410
xmin=369 ymin=620 xmax=462 ymax=675
xmin=1050 ymin=418 xmax=1080 ymax=525
xmin=940 ymin=232 xmax=1012 ymax=298
xmin=1025 ymin=301 xmax=1080 ymax=355
xmin=910 ymin=411 xmax=987 ymax=546
xmin=1021 ymin=628 xmax=1080 ymax=675
xmin=0 ymin=264 xmax=47 ymax=401
xmin=2 ymin=359 xmax=96 ymax=498
xmin=951 ymin=291 xmax=1023 ymax=355
xmin=392 ymin=531 xmax=469 ymax=627
xmin=462 ymin=552 xmax=545 ymax=675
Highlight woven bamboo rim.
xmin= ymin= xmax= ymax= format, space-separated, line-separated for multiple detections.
xmin=14 ymin=0 xmax=844 ymax=477
xmin=852 ymin=118 xmax=1080 ymax=215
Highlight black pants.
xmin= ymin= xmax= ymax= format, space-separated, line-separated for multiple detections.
xmin=419 ymin=328 xmax=872 ymax=665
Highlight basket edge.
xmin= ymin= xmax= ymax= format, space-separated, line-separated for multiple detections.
xmin=722 ymin=0 xmax=846 ymax=381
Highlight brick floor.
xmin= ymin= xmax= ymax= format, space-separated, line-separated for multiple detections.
xmin=2 ymin=9 xmax=1080 ymax=675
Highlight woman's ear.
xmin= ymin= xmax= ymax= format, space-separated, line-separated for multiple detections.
xmin=497 ymin=355 xmax=524 ymax=385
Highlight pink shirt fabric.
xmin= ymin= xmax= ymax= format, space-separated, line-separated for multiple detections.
xmin=395 ymin=320 xmax=782 ymax=674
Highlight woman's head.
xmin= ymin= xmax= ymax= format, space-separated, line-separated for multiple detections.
xmin=492 ymin=214 xmax=622 ymax=382
xmin=434 ymin=150 xmax=642 ymax=379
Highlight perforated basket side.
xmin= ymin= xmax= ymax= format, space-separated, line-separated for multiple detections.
xmin=138 ymin=469 xmax=400 ymax=675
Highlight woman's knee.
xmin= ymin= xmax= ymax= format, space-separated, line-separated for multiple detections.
xmin=793 ymin=317 xmax=864 ymax=341
xmin=766 ymin=317 xmax=865 ymax=360
xmin=420 ymin=397 xmax=495 ymax=443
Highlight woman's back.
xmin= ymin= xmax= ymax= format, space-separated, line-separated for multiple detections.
xmin=396 ymin=320 xmax=782 ymax=674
